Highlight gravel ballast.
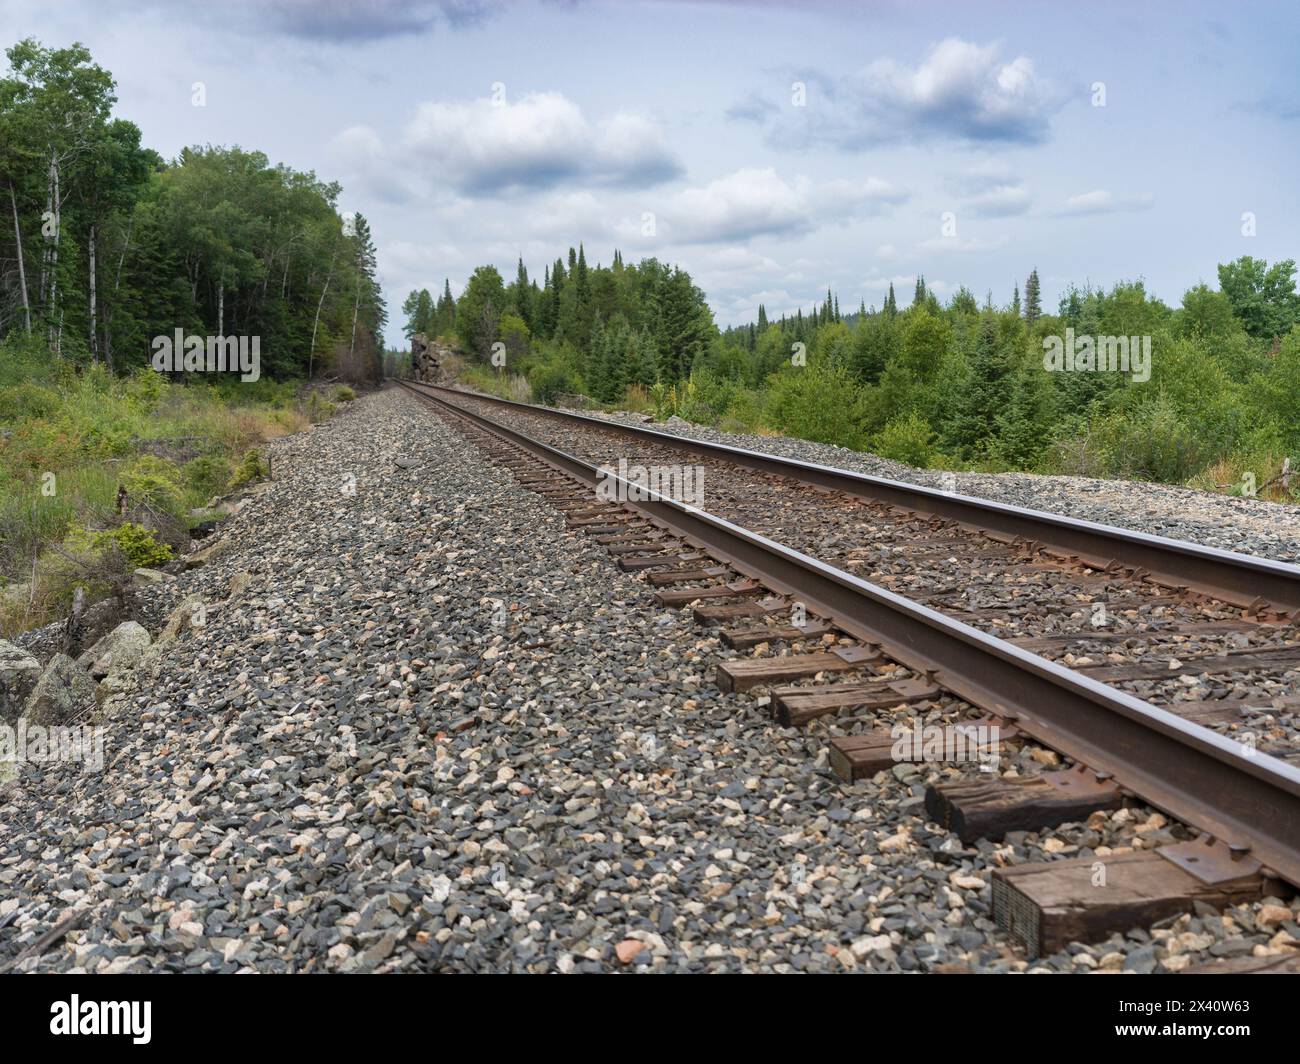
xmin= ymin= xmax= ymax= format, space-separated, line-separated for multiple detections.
xmin=1 ymin=385 xmax=1296 ymax=974
xmin=554 ymin=402 xmax=1300 ymax=564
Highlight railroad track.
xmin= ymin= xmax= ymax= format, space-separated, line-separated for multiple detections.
xmin=397 ymin=378 xmax=1300 ymax=962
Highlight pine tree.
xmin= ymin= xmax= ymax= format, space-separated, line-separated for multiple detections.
xmin=757 ymin=303 xmax=768 ymax=331
xmin=914 ymin=275 xmax=926 ymax=307
xmin=949 ymin=313 xmax=1007 ymax=456
xmin=1012 ymin=283 xmax=1021 ymax=317
xmin=513 ymin=256 xmax=532 ymax=329
xmin=1024 ymin=268 xmax=1041 ymax=325
xmin=885 ymin=283 xmax=897 ymax=318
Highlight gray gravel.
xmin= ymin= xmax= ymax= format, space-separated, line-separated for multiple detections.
xmin=559 ymin=405 xmax=1300 ymax=564
xmin=1 ymin=385 xmax=1296 ymax=974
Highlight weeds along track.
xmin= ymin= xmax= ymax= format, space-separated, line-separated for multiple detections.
xmin=398 ymin=379 xmax=1300 ymax=960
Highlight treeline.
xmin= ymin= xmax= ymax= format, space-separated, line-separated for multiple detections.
xmin=0 ymin=38 xmax=385 ymax=380
xmin=402 ymin=246 xmax=713 ymax=402
xmin=410 ymin=249 xmax=1299 ymax=495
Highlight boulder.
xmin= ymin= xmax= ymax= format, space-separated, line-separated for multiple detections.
xmin=79 ymin=596 xmax=133 ymax=649
xmin=158 ymin=594 xmax=206 ymax=645
xmin=77 ymin=621 xmax=152 ymax=680
xmin=24 ymin=653 xmax=97 ymax=726
xmin=131 ymin=567 xmax=167 ymax=586
xmin=0 ymin=639 xmax=42 ymax=723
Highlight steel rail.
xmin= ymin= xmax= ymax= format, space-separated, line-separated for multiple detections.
xmin=400 ymin=378 xmax=1300 ymax=887
xmin=404 ymin=380 xmax=1300 ymax=615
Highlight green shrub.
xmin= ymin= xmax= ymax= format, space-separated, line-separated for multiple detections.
xmin=764 ymin=360 xmax=868 ymax=449
xmin=304 ymin=391 xmax=337 ymax=423
xmin=334 ymin=385 xmax=356 ymax=402
xmin=123 ymin=454 xmax=185 ymax=514
xmin=0 ymin=380 xmax=59 ymax=422
xmin=91 ymin=522 xmax=174 ymax=569
xmin=529 ymin=363 xmax=582 ymax=404
xmin=182 ymin=455 xmax=232 ymax=501
xmin=1092 ymin=394 xmax=1214 ymax=482
xmin=228 ymin=449 xmax=269 ymax=490
xmin=123 ymin=366 xmax=168 ymax=410
xmin=871 ymin=413 xmax=938 ymax=468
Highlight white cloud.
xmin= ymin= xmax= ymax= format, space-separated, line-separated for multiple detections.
xmin=738 ymin=38 xmax=1060 ymax=149
xmin=859 ymin=39 xmax=1053 ymax=143
xmin=1059 ymin=189 xmax=1155 ymax=215
xmin=917 ymin=233 xmax=1010 ymax=253
xmin=402 ymin=91 xmax=682 ymax=194
xmin=651 ymin=168 xmax=906 ymax=244
xmin=963 ymin=184 xmax=1031 ymax=217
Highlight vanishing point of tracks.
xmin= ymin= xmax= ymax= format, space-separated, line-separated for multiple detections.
xmin=398 ymin=378 xmax=1300 ymax=963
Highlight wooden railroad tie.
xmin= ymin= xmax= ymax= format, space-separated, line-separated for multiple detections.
xmin=655 ymin=581 xmax=763 ymax=608
xmin=645 ymin=565 xmax=729 ymax=587
xmin=784 ymin=676 xmax=939 ymax=730
xmin=692 ymin=600 xmax=784 ymax=626
xmin=714 ymin=649 xmax=876 ymax=694
xmin=925 ymin=767 xmax=1122 ymax=844
xmin=826 ymin=709 xmax=1002 ymax=778
xmin=720 ymin=622 xmax=832 ymax=650
xmin=992 ymin=839 xmax=1273 ymax=957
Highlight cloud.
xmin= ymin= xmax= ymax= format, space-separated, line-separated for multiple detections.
xmin=725 ymin=92 xmax=778 ymax=124
xmin=328 ymin=125 xmax=419 ymax=204
xmin=253 ymin=0 xmax=499 ymax=41
xmin=401 ymin=91 xmax=683 ymax=194
xmin=1058 ymin=189 xmax=1154 ymax=216
xmin=860 ymin=274 xmax=952 ymax=298
xmin=737 ymin=38 xmax=1060 ymax=149
xmin=646 ymin=168 xmax=906 ymax=244
xmin=943 ymin=163 xmax=1031 ymax=216
xmin=917 ymin=233 xmax=1010 ymax=253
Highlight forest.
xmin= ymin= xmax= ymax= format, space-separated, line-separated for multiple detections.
xmin=0 ymin=38 xmax=384 ymax=633
xmin=0 ymin=38 xmax=386 ymax=379
xmin=406 ymin=252 xmax=1300 ymax=499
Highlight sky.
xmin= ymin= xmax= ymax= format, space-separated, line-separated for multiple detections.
xmin=3 ymin=0 xmax=1298 ymax=347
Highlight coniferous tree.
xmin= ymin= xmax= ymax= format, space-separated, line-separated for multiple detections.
xmin=1024 ymin=268 xmax=1042 ymax=325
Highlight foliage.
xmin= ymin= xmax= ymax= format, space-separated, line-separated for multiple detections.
xmin=123 ymin=453 xmax=184 ymax=513
xmin=0 ymin=38 xmax=385 ymax=378
xmin=529 ymin=362 xmax=583 ymax=405
xmin=872 ymin=413 xmax=939 ymax=468
xmin=228 ymin=448 xmax=269 ymax=489
xmin=91 ymin=521 xmax=173 ymax=568
xmin=412 ymin=244 xmax=1298 ymax=507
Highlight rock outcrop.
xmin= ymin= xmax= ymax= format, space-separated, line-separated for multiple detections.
xmin=0 ymin=639 xmax=42 ymax=723
xmin=24 ymin=653 xmax=97 ymax=727
xmin=410 ymin=333 xmax=457 ymax=384
xmin=77 ymin=621 xmax=152 ymax=681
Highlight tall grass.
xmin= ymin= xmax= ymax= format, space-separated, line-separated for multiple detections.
xmin=0 ymin=337 xmax=317 ymax=634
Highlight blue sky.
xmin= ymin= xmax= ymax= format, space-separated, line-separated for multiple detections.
xmin=4 ymin=0 xmax=1298 ymax=346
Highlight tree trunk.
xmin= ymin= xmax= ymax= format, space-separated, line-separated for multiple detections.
xmin=38 ymin=155 xmax=53 ymax=310
xmin=309 ymin=254 xmax=336 ymax=380
xmin=88 ymin=224 xmax=98 ymax=361
xmin=217 ymin=280 xmax=224 ymax=337
xmin=103 ymin=214 xmax=133 ymax=372
xmin=47 ymin=157 xmax=62 ymax=353
xmin=9 ymin=182 xmax=31 ymax=333
xmin=350 ymin=281 xmax=360 ymax=357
